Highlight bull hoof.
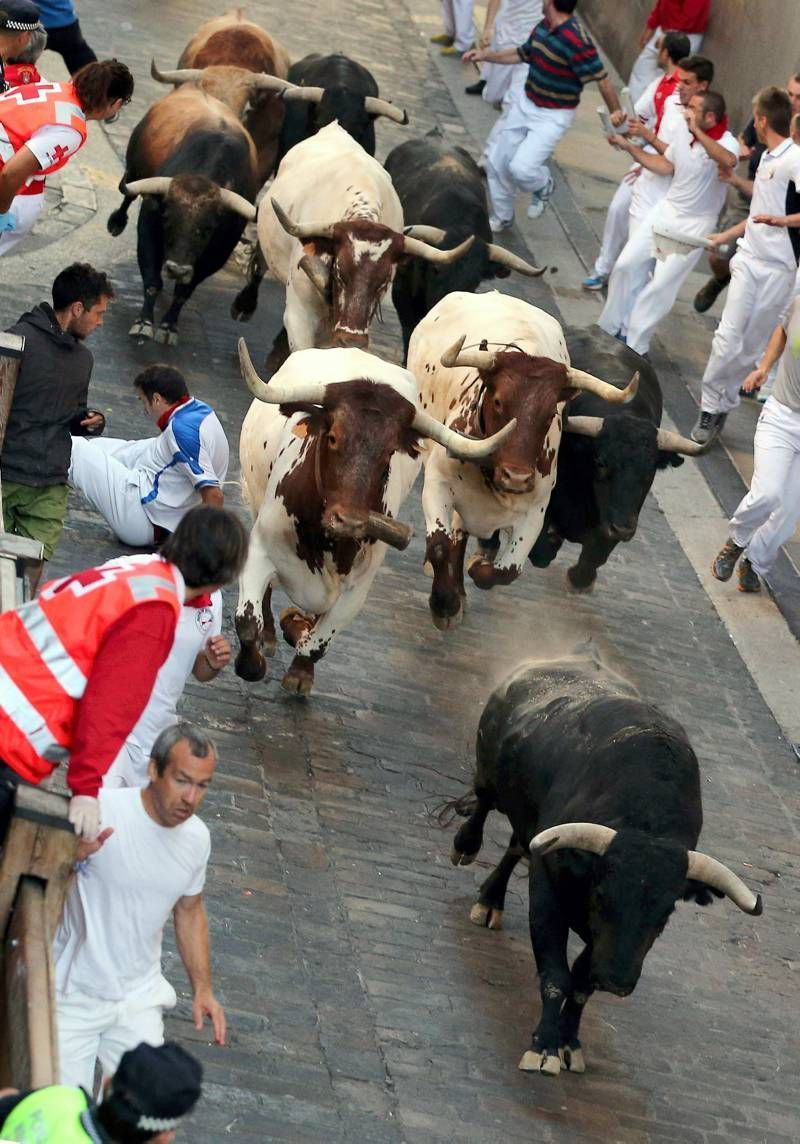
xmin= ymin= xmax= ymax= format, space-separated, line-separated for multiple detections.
xmin=129 ymin=319 xmax=154 ymax=340
xmin=234 ymin=650 xmax=267 ymax=682
xmin=154 ymin=324 xmax=178 ymax=346
xmin=566 ymin=566 xmax=596 ymax=594
xmin=280 ymin=667 xmax=314 ymax=696
xmin=469 ymin=902 xmax=503 ymax=930
xmin=432 ymin=607 xmax=463 ymax=631
xmin=449 ymin=842 xmax=477 ymax=867
xmin=107 ymin=210 xmax=128 ymax=237
xmin=423 ymin=560 xmax=434 ymax=578
xmin=519 ymin=1049 xmax=561 ymax=1076
xmin=279 ymin=607 xmax=315 ymax=648
xmin=559 ymin=1045 xmax=585 ymax=1073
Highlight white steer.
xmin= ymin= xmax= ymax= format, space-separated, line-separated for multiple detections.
xmin=407 ymin=291 xmax=638 ymax=629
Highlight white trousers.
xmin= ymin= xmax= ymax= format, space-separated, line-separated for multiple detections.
xmin=69 ymin=436 xmax=155 ymax=547
xmin=485 ymin=95 xmax=574 ymax=222
xmin=598 ymin=212 xmax=657 ymax=340
xmin=57 ymin=979 xmax=175 ymax=1092
xmin=628 ymin=29 xmax=704 ymax=103
xmin=626 ymin=245 xmax=704 ymax=354
xmin=440 ymin=0 xmax=475 ymax=50
xmin=482 ymin=56 xmax=527 ymax=107
xmin=700 ymin=254 xmax=797 ymax=415
xmin=730 ymin=397 xmax=800 ymax=576
xmin=0 ymin=192 xmax=45 ymax=256
xmin=593 ymin=172 xmax=636 ymax=278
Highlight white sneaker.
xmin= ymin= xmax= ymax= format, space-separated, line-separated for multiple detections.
xmin=527 ymin=174 xmax=555 ymax=220
xmin=489 ymin=214 xmax=513 ymax=233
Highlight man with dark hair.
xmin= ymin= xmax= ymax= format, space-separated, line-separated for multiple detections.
xmin=0 ymin=1039 xmax=202 ymax=1142
xmin=464 ymin=0 xmax=622 ymax=230
xmin=693 ymin=85 xmax=800 ymax=444
xmin=0 ymin=505 xmax=248 ymax=842
xmin=0 ymin=57 xmax=133 ymax=237
xmin=628 ymin=0 xmax=710 ymax=102
xmin=599 ymin=89 xmax=738 ymax=354
xmin=583 ymin=30 xmax=691 ymax=291
xmin=54 ymin=723 xmax=225 ymax=1094
xmin=1 ymin=262 xmax=112 ymax=585
xmin=69 ymin=364 xmax=229 ymax=546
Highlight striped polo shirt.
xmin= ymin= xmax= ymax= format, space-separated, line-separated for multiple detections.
xmin=517 ymin=16 xmax=606 ymax=110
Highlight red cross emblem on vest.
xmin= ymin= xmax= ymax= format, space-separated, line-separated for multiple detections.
xmin=49 ymin=143 xmax=70 ymax=164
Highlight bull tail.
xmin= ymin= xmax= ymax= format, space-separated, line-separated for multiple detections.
xmin=431 ymin=791 xmax=478 ymax=828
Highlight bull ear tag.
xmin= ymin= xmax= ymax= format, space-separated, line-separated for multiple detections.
xmin=291 ymin=421 xmax=309 ymax=439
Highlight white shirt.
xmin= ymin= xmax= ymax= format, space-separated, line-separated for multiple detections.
xmin=631 ymin=91 xmax=688 ymax=219
xmin=659 ymin=126 xmax=738 ymax=226
xmin=105 ymin=592 xmax=223 ymax=788
xmin=137 ymin=397 xmax=229 ymax=530
xmin=54 ymin=788 xmax=210 ymax=1002
xmin=26 ymin=123 xmax=83 ymax=170
xmin=739 ymin=138 xmax=800 ymax=269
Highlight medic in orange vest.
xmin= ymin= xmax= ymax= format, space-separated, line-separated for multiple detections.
xmin=0 ymin=506 xmax=248 ymax=842
xmin=0 ymin=57 xmax=134 ymax=250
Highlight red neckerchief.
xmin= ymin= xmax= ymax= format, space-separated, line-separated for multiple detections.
xmin=690 ymin=113 xmax=729 ymax=147
xmin=157 ymin=394 xmax=191 ymax=431
xmin=185 ymin=593 xmax=212 ymax=609
xmin=4 ymin=63 xmax=41 ymax=87
xmin=653 ymin=73 xmax=679 ymax=134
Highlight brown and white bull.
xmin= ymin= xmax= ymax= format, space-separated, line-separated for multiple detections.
xmin=151 ymin=11 xmax=292 ymax=183
xmin=407 ymin=291 xmax=638 ymax=629
xmin=230 ymin=121 xmax=474 ymax=365
xmin=235 ymin=338 xmax=512 ymax=695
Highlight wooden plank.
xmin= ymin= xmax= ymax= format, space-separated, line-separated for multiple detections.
xmin=0 ymin=787 xmax=76 ymax=944
xmin=0 ymin=334 xmax=24 ymax=451
xmin=0 ymin=533 xmax=44 ymax=561
xmin=1 ymin=877 xmax=59 ymax=1088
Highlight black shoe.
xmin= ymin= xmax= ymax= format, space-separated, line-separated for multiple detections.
xmin=691 ymin=410 xmax=727 ymax=445
xmin=693 ymin=275 xmax=730 ymax=314
xmin=737 ymin=557 xmax=761 ymax=593
xmin=711 ymin=537 xmax=743 ymax=581
xmin=465 ymin=79 xmax=486 ymax=95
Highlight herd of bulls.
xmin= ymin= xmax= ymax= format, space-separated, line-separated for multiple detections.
xmin=107 ymin=10 xmax=764 ymax=1081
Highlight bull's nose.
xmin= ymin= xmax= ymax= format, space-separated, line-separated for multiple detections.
xmin=324 ymin=508 xmax=368 ymax=538
xmin=164 ymin=260 xmax=193 ymax=283
xmin=495 ymin=466 xmax=535 ymax=494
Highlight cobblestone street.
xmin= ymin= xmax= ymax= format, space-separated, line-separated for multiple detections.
xmin=2 ymin=1 xmax=800 ymax=1140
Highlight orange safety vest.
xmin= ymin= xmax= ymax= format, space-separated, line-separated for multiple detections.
xmin=0 ymin=80 xmax=88 ymax=195
xmin=0 ymin=555 xmax=183 ymax=786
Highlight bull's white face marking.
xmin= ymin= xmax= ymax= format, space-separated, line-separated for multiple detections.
xmin=351 ymin=237 xmax=392 ymax=263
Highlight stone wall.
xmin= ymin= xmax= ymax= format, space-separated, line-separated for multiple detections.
xmin=579 ymin=0 xmax=800 ymax=131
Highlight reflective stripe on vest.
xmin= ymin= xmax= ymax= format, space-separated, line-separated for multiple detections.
xmin=0 ymin=665 xmax=67 ymax=761
xmin=0 ymin=80 xmax=88 ymax=176
xmin=22 ymin=602 xmax=87 ymax=698
xmin=1 ymin=1085 xmax=97 ymax=1142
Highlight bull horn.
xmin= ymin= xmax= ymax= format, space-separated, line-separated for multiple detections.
xmin=486 ymin=243 xmax=547 ymax=277
xmin=403 ymin=224 xmax=446 ymax=245
xmin=298 ymin=253 xmax=331 ymax=294
xmin=150 ymin=59 xmax=204 ymax=85
xmin=440 ymin=335 xmax=496 ymax=373
xmin=564 ymin=416 xmax=604 ymax=439
xmin=530 ymin=822 xmax=617 ymax=857
xmin=123 ymin=177 xmax=172 ymax=198
xmin=238 ymin=338 xmax=327 ymax=406
xmin=686 ymin=852 xmax=763 ymax=916
xmin=218 ymin=188 xmax=257 ymax=221
xmin=412 ymin=407 xmax=517 ymax=463
xmin=363 ymin=95 xmax=409 ymax=124
xmin=281 ymin=84 xmax=325 ymax=103
xmin=402 ymin=233 xmax=474 ymax=264
xmin=656 ymin=427 xmax=708 ymax=456
xmin=568 ymin=368 xmax=639 ymax=405
xmin=271 ymin=198 xmax=336 ymax=241
xmin=248 ymin=73 xmax=296 ymax=94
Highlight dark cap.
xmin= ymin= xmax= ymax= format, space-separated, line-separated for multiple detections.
xmin=0 ymin=1 xmax=43 ymax=32
xmin=110 ymin=1042 xmax=203 ymax=1132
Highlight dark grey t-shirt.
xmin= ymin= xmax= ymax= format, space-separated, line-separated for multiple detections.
xmin=774 ymin=296 xmax=800 ymax=412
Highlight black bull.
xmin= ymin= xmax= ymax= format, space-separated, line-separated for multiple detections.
xmin=447 ymin=654 xmax=762 ymax=1076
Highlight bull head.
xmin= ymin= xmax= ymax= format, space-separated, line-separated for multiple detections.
xmin=124 ymin=177 xmax=257 ymax=222
xmin=530 ymin=823 xmax=763 ymax=915
xmin=151 ymin=57 xmax=293 ymax=96
xmin=564 ymin=416 xmax=709 ymax=456
xmin=280 ymin=83 xmax=409 ymax=123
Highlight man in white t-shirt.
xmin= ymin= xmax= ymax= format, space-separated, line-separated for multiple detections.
xmin=105 ymin=590 xmax=230 ymax=788
xmin=692 ymin=86 xmax=800 ymax=444
xmin=69 ymin=363 xmax=229 ymax=545
xmin=54 ymin=723 xmax=225 ymax=1092
xmin=599 ymin=90 xmax=737 ymax=355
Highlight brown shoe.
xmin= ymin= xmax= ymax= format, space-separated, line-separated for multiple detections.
xmin=694 ymin=275 xmax=730 ymax=314
xmin=737 ymin=557 xmax=761 ymax=593
xmin=711 ymin=537 xmax=743 ymax=581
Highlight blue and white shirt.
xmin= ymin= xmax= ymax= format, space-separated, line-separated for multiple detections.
xmin=138 ymin=397 xmax=229 ymax=530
